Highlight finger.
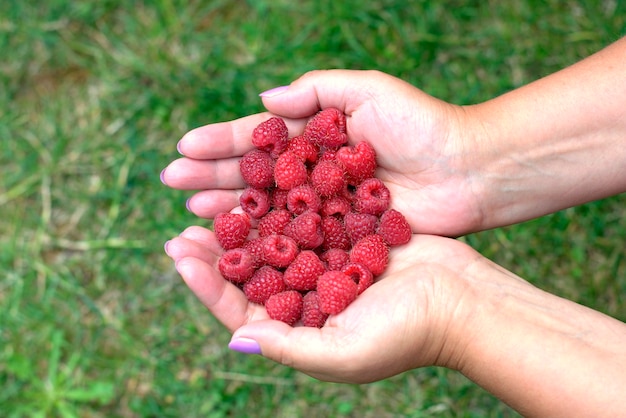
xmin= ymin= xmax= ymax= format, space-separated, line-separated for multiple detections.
xmin=164 ymin=226 xmax=223 ymax=265
xmin=228 ymin=292 xmax=406 ymax=383
xmin=229 ymin=319 xmax=359 ymax=382
xmin=162 ymin=157 xmax=244 ymax=190
xmin=260 ymin=69 xmax=390 ymax=118
xmin=186 ymin=190 xmax=242 ymax=219
xmin=178 ymin=112 xmax=308 ymax=160
xmin=174 ymin=256 xmax=268 ymax=332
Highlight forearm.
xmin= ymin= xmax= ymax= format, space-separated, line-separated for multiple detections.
xmin=457 ymin=260 xmax=626 ymax=417
xmin=467 ymin=36 xmax=626 ymax=229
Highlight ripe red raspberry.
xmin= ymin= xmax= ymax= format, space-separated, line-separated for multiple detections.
xmin=239 ymin=149 xmax=274 ymax=189
xmin=321 ymin=216 xmax=351 ymax=251
xmin=317 ymin=271 xmax=358 ymax=315
xmin=350 ymin=234 xmax=389 ymax=276
xmin=218 ymin=247 xmax=256 ymax=283
xmin=320 ymin=196 xmax=352 ymax=218
xmin=265 ymin=290 xmax=303 ymax=326
xmin=318 ymin=148 xmax=338 ymax=163
xmin=341 ymin=262 xmax=374 ymax=295
xmin=252 ymin=116 xmax=289 ymax=158
xmin=286 ymin=134 xmax=319 ymax=165
xmin=335 ymin=141 xmax=377 ymax=185
xmin=287 ymin=184 xmax=321 ymax=215
xmin=303 ymin=108 xmax=348 ymax=149
xmin=377 ymin=209 xmax=412 ymax=246
xmin=274 ymin=151 xmax=308 ymax=190
xmin=270 ymin=188 xmax=289 ymax=209
xmin=239 ymin=187 xmax=271 ymax=219
xmin=242 ymin=237 xmax=266 ymax=268
xmin=302 ymin=291 xmax=329 ymax=328
xmin=320 ymin=248 xmax=350 ymax=271
xmin=283 ymin=250 xmax=326 ymax=291
xmin=262 ymin=234 xmax=299 ymax=268
xmin=213 ymin=212 xmax=251 ymax=250
xmin=258 ymin=209 xmax=292 ymax=237
xmin=310 ymin=160 xmax=346 ymax=197
xmin=243 ymin=265 xmax=286 ymax=305
xmin=353 ymin=177 xmax=391 ymax=216
xmin=283 ymin=212 xmax=324 ymax=249
xmin=344 ymin=211 xmax=378 ymax=244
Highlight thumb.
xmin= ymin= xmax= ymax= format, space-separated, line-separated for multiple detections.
xmin=259 ymin=69 xmax=390 ymax=119
xmin=227 ymin=319 xmax=355 ymax=382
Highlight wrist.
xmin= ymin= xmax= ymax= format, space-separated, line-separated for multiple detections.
xmin=453 ymin=257 xmax=626 ymax=417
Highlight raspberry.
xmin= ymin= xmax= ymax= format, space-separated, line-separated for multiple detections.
xmin=258 ymin=208 xmax=292 ymax=237
xmin=310 ymin=160 xmax=346 ymax=197
xmin=286 ymin=134 xmax=319 ymax=165
xmin=335 ymin=141 xmax=377 ymax=185
xmin=239 ymin=187 xmax=271 ymax=219
xmin=266 ymin=290 xmax=303 ymax=326
xmin=303 ymin=108 xmax=348 ymax=149
xmin=287 ymin=184 xmax=321 ymax=215
xmin=320 ymin=196 xmax=352 ymax=218
xmin=262 ymin=234 xmax=299 ymax=268
xmin=341 ymin=262 xmax=374 ymax=295
xmin=218 ymin=247 xmax=256 ymax=283
xmin=243 ymin=265 xmax=286 ymax=305
xmin=242 ymin=237 xmax=266 ymax=268
xmin=239 ymin=149 xmax=274 ymax=189
xmin=252 ymin=116 xmax=289 ymax=158
xmin=302 ymin=291 xmax=329 ymax=328
xmin=274 ymin=151 xmax=308 ymax=190
xmin=320 ymin=216 xmax=351 ymax=251
xmin=320 ymin=248 xmax=350 ymax=271
xmin=270 ymin=188 xmax=289 ymax=209
xmin=283 ymin=250 xmax=326 ymax=291
xmin=283 ymin=212 xmax=324 ymax=249
xmin=344 ymin=211 xmax=378 ymax=244
xmin=350 ymin=234 xmax=389 ymax=276
xmin=317 ymin=271 xmax=358 ymax=315
xmin=318 ymin=148 xmax=338 ymax=163
xmin=353 ymin=177 xmax=391 ymax=216
xmin=213 ymin=212 xmax=251 ymax=250
xmin=377 ymin=209 xmax=412 ymax=246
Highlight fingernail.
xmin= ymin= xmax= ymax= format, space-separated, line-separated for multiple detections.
xmin=259 ymin=85 xmax=289 ymax=98
xmin=160 ymin=169 xmax=167 ymax=185
xmin=176 ymin=141 xmax=184 ymax=155
xmin=228 ymin=337 xmax=262 ymax=355
xmin=164 ymin=240 xmax=171 ymax=256
xmin=185 ymin=198 xmax=192 ymax=212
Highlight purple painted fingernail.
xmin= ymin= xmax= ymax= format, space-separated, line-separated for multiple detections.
xmin=163 ymin=240 xmax=171 ymax=256
xmin=160 ymin=169 xmax=167 ymax=185
xmin=185 ymin=198 xmax=192 ymax=212
xmin=259 ymin=85 xmax=289 ymax=98
xmin=176 ymin=141 xmax=184 ymax=155
xmin=228 ymin=337 xmax=262 ymax=355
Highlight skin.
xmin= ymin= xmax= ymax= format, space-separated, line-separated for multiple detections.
xmin=162 ymin=37 xmax=626 ymax=416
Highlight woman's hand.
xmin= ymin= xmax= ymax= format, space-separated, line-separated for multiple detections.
xmin=165 ymin=226 xmax=483 ymax=383
xmin=162 ymin=70 xmax=486 ymax=236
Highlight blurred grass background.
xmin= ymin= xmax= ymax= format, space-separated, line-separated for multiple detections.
xmin=1 ymin=0 xmax=624 ymax=416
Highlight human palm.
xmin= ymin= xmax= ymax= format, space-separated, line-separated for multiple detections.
xmin=162 ymin=70 xmax=484 ymax=236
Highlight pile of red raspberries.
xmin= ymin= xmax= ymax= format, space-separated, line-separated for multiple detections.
xmin=214 ymin=108 xmax=411 ymax=327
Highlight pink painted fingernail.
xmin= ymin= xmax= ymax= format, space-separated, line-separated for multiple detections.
xmin=228 ymin=337 xmax=262 ymax=355
xmin=259 ymin=85 xmax=289 ymax=98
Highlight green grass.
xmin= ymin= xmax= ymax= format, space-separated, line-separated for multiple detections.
xmin=1 ymin=0 xmax=624 ymax=416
